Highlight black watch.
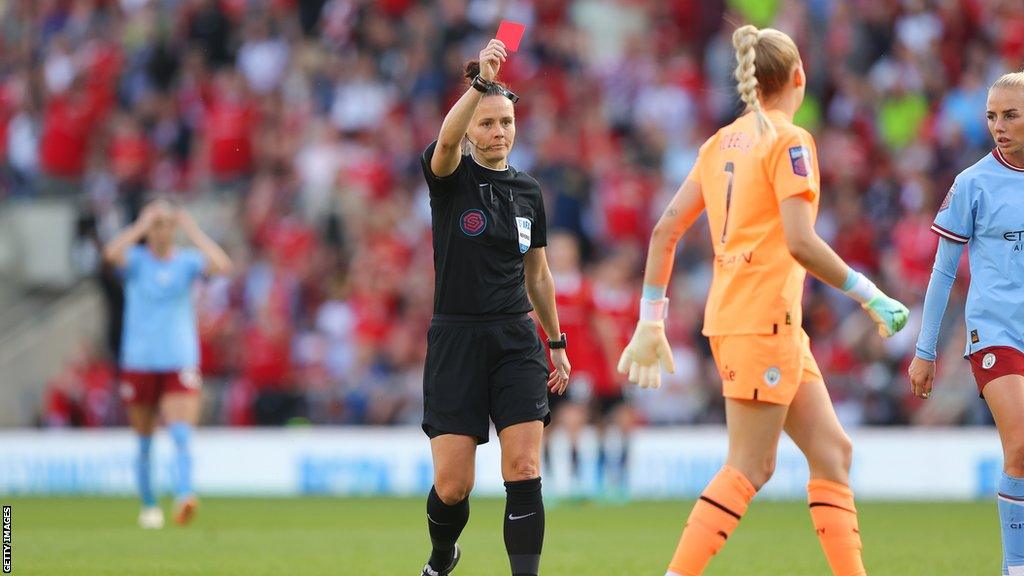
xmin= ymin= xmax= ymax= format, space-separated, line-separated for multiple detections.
xmin=471 ymin=75 xmax=492 ymax=93
xmin=547 ymin=332 xmax=567 ymax=349
xmin=471 ymin=74 xmax=520 ymax=103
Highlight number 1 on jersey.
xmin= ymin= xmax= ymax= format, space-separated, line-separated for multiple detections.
xmin=722 ymin=161 xmax=735 ymax=244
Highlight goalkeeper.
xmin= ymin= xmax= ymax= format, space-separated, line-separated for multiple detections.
xmin=616 ymin=24 xmax=908 ymax=576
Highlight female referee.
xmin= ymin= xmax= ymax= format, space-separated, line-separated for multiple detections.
xmin=617 ymin=25 xmax=909 ymax=576
xmin=103 ymin=199 xmax=231 ymax=529
xmin=418 ymin=38 xmax=571 ymax=576
xmin=909 ymin=71 xmax=1024 ymax=576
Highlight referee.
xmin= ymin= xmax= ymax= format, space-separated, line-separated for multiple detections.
xmin=419 ymin=38 xmax=571 ymax=576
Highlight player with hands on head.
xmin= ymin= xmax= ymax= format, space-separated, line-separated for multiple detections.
xmin=619 ymin=24 xmax=908 ymax=576
xmin=418 ymin=35 xmax=568 ymax=576
xmin=908 ymin=70 xmax=1024 ymax=576
xmin=103 ymin=198 xmax=231 ymax=530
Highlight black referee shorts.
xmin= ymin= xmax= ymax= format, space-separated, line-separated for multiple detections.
xmin=422 ymin=313 xmax=551 ymax=444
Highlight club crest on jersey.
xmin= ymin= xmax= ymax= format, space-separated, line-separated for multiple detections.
xmin=764 ymin=366 xmax=782 ymax=387
xmin=515 ymin=217 xmax=532 ymax=253
xmin=983 ymin=353 xmax=997 ymax=370
xmin=460 ymin=209 xmax=487 ymax=237
xmin=789 ymin=146 xmax=809 ymax=177
xmin=939 ymin=183 xmax=955 ymax=212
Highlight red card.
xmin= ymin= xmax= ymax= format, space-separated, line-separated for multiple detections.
xmin=496 ymin=20 xmax=526 ymax=52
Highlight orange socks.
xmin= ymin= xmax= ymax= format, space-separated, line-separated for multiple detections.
xmin=666 ymin=465 xmax=757 ymax=576
xmin=807 ymin=479 xmax=866 ymax=576
xmin=665 ymin=472 xmax=865 ymax=576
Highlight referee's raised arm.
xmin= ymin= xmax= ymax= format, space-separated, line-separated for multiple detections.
xmin=429 ymin=39 xmax=507 ymax=178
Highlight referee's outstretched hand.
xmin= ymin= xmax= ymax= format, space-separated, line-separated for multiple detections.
xmin=478 ymin=39 xmax=507 ymax=82
xmin=548 ymin=348 xmax=571 ymax=395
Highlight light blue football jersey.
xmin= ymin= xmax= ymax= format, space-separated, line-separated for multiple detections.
xmin=932 ymin=149 xmax=1024 ymax=356
xmin=120 ymin=245 xmax=206 ymax=371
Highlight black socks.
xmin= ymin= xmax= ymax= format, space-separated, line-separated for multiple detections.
xmin=504 ymin=477 xmax=545 ymax=576
xmin=426 ymin=478 xmax=544 ymax=575
xmin=426 ymin=486 xmax=469 ymax=570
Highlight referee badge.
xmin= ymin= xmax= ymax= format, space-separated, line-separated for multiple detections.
xmin=515 ymin=217 xmax=532 ymax=253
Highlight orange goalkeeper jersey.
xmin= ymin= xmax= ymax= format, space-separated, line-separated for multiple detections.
xmin=686 ymin=110 xmax=820 ymax=336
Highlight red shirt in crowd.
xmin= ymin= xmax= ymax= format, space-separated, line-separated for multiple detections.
xmin=592 ymin=282 xmax=639 ymax=396
xmin=892 ymin=213 xmax=940 ymax=293
xmin=110 ymin=129 xmax=152 ymax=184
xmin=206 ymin=98 xmax=256 ymax=178
xmin=39 ymin=91 xmax=102 ymax=178
xmin=600 ymin=169 xmax=655 ymax=244
xmin=0 ymin=83 xmax=12 ymax=161
xmin=547 ymin=276 xmax=618 ymax=396
xmin=242 ymin=319 xmax=292 ymax=389
xmin=44 ymin=359 xmax=114 ymax=428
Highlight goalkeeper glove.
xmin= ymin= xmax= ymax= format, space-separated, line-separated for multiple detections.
xmin=843 ymin=269 xmax=909 ymax=338
xmin=617 ymin=298 xmax=675 ymax=389
xmin=863 ymin=293 xmax=910 ymax=337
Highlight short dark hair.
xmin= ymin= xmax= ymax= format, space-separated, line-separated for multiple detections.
xmin=464 ymin=60 xmax=515 ymax=100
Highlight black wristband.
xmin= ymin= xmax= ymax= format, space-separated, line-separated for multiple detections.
xmin=471 ymin=75 xmax=520 ymax=103
xmin=471 ymin=75 xmax=492 ymax=94
xmin=547 ymin=332 xmax=567 ymax=349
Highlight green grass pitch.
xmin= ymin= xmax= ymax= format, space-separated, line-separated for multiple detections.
xmin=6 ymin=496 xmax=999 ymax=575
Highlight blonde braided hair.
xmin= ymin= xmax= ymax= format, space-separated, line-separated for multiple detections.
xmin=733 ymin=25 xmax=774 ymax=142
xmin=732 ymin=25 xmax=801 ymax=144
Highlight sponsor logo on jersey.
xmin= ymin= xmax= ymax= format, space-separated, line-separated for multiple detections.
xmin=720 ymin=365 xmax=736 ymax=382
xmin=715 ymin=252 xmax=753 ymax=267
xmin=1004 ymin=230 xmax=1024 ymax=252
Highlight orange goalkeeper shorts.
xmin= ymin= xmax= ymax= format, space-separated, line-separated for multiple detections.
xmin=709 ymin=328 xmax=822 ymax=406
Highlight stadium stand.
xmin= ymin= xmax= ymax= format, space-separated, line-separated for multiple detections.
xmin=1 ymin=0 xmax=1015 ymax=428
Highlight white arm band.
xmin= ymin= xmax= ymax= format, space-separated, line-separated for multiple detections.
xmin=639 ymin=298 xmax=669 ymax=322
xmin=843 ymin=270 xmax=879 ymax=304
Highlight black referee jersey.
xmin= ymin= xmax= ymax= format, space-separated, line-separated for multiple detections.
xmin=420 ymin=140 xmax=548 ymax=315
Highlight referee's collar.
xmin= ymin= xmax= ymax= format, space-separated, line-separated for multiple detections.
xmin=470 ymin=154 xmax=511 ymax=173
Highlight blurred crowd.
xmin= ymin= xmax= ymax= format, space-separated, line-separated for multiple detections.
xmin=6 ymin=0 xmax=1017 ymax=429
